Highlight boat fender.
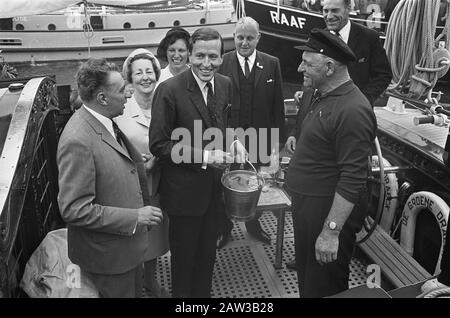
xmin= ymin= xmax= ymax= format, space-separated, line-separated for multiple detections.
xmin=371 ymin=155 xmax=399 ymax=233
xmin=401 ymin=191 xmax=449 ymax=275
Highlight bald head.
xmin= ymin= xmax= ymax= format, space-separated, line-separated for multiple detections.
xmin=234 ymin=16 xmax=261 ymax=58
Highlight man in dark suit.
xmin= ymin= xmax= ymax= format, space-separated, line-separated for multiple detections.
xmin=57 ymin=58 xmax=163 ymax=298
xmin=285 ymin=0 xmax=392 ymax=270
xmin=216 ymin=16 xmax=286 ymax=248
xmin=322 ymin=0 xmax=392 ymax=106
xmin=149 ymin=27 xmax=246 ymax=298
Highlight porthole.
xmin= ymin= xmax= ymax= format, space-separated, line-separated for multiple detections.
xmin=16 ymin=24 xmax=24 ymax=30
xmin=123 ymin=22 xmax=131 ymax=29
xmin=173 ymin=20 xmax=180 ymax=26
xmin=200 ymin=18 xmax=206 ymax=24
xmin=148 ymin=22 xmax=155 ymax=28
xmin=48 ymin=24 xmax=56 ymax=31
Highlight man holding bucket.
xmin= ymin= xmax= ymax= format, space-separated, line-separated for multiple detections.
xmin=149 ymin=27 xmax=246 ymax=298
xmin=285 ymin=28 xmax=376 ymax=297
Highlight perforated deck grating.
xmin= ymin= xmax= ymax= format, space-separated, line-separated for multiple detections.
xmin=148 ymin=212 xmax=370 ymax=298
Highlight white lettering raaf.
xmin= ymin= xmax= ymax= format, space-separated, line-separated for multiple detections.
xmin=270 ymin=11 xmax=306 ymax=29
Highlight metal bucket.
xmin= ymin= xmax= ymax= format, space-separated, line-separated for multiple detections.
xmin=221 ymin=162 xmax=265 ymax=222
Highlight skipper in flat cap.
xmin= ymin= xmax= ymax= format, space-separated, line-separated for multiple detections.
xmin=285 ymin=27 xmax=377 ymax=297
xmin=295 ymin=28 xmax=356 ymax=65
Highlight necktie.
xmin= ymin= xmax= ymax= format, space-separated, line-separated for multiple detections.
xmin=244 ymin=57 xmax=251 ymax=78
xmin=111 ymin=120 xmax=123 ymax=146
xmin=335 ymin=31 xmax=342 ymax=41
xmin=206 ymin=82 xmax=217 ymax=124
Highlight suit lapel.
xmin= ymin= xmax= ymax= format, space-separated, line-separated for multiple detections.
xmin=348 ymin=22 xmax=361 ymax=52
xmin=230 ymin=52 xmax=241 ymax=92
xmin=187 ymin=71 xmax=213 ymax=128
xmin=128 ymin=97 xmax=149 ymax=128
xmin=213 ymin=76 xmax=226 ymax=131
xmin=254 ymin=51 xmax=263 ymax=89
xmin=79 ymin=106 xmax=131 ymax=160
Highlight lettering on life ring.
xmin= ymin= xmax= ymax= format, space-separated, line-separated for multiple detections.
xmin=401 ymin=191 xmax=449 ymax=274
xmin=371 ymin=156 xmax=399 ymax=233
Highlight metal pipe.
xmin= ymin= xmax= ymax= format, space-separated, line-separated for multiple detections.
xmin=371 ymin=166 xmax=413 ymax=174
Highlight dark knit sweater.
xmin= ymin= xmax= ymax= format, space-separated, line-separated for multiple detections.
xmin=286 ymin=81 xmax=377 ymax=203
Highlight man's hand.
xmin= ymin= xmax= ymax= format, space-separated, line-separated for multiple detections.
xmin=294 ymin=91 xmax=303 ymax=105
xmin=315 ymin=229 xmax=339 ymax=265
xmin=137 ymin=206 xmax=163 ymax=226
xmin=207 ymin=150 xmax=234 ymax=169
xmin=285 ymin=136 xmax=296 ymax=154
xmin=230 ymin=140 xmax=248 ymax=163
xmin=142 ymin=153 xmax=157 ymax=172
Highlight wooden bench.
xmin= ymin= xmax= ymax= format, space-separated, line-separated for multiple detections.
xmin=358 ymin=225 xmax=432 ymax=289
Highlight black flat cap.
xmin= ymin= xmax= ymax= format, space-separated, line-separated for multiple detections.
xmin=295 ymin=28 xmax=356 ymax=64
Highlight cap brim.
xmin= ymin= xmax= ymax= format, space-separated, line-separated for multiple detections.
xmin=294 ymin=45 xmax=317 ymax=52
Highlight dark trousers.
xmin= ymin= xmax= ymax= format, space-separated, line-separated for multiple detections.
xmin=292 ymin=193 xmax=366 ymax=298
xmin=86 ymin=264 xmax=143 ymax=298
xmin=438 ymin=223 xmax=450 ymax=285
xmin=168 ymin=198 xmax=219 ymax=298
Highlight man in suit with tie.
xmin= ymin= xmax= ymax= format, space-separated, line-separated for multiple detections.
xmin=322 ymin=0 xmax=392 ymax=106
xmin=149 ymin=27 xmax=247 ymax=298
xmin=216 ymin=16 xmax=286 ymax=248
xmin=57 ymin=58 xmax=163 ymax=298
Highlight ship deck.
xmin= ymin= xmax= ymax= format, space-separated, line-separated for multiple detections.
xmin=151 ymin=211 xmax=370 ymax=298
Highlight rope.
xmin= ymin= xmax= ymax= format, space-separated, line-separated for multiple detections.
xmin=235 ymin=0 xmax=246 ymax=18
xmin=421 ymin=287 xmax=450 ymax=298
xmin=385 ymin=0 xmax=450 ymax=99
xmin=81 ymin=0 xmax=94 ymax=58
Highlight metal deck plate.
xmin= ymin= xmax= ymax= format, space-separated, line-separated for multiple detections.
xmin=148 ymin=212 xmax=369 ymax=298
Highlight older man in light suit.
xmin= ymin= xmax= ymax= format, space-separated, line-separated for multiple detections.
xmin=57 ymin=58 xmax=163 ymax=298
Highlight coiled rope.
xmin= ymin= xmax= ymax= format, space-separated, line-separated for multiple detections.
xmin=385 ymin=0 xmax=450 ymax=100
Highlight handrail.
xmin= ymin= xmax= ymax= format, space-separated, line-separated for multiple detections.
xmin=0 ymin=77 xmax=53 ymax=219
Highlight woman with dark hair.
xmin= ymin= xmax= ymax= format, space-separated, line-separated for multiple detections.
xmin=156 ymin=27 xmax=191 ymax=84
xmin=116 ymin=48 xmax=169 ymax=297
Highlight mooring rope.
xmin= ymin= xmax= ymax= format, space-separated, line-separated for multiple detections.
xmin=385 ymin=0 xmax=450 ymax=100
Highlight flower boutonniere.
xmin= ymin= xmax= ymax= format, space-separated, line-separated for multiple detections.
xmin=256 ymin=62 xmax=263 ymax=69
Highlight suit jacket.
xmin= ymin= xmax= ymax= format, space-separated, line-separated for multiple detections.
xmin=347 ymin=21 xmax=392 ymax=106
xmin=57 ymin=106 xmax=149 ymax=275
xmin=219 ymin=50 xmax=286 ymax=152
xmin=149 ymin=69 xmax=233 ymax=217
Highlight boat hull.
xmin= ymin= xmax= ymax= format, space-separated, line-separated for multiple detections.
xmin=0 ymin=4 xmax=236 ymax=63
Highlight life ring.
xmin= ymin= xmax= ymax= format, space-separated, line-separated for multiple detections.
xmin=400 ymin=191 xmax=449 ymax=275
xmin=371 ymin=155 xmax=399 ymax=233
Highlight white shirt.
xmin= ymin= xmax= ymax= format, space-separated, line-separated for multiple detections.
xmin=191 ymin=69 xmax=215 ymax=105
xmin=84 ymin=105 xmax=116 ymax=139
xmin=333 ymin=20 xmax=351 ymax=44
xmin=236 ymin=50 xmax=256 ymax=75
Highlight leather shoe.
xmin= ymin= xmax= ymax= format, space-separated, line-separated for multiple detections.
xmin=285 ymin=259 xmax=299 ymax=271
xmin=216 ymin=231 xmax=231 ymax=249
xmin=245 ymin=220 xmax=271 ymax=245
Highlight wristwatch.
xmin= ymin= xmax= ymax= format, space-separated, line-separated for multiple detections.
xmin=326 ymin=220 xmax=341 ymax=231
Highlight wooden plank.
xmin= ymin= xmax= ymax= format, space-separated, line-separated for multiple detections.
xmin=360 ymin=239 xmax=405 ymax=287
xmin=373 ymin=229 xmax=431 ymax=280
xmin=358 ymin=226 xmax=432 ymax=288
xmin=369 ymin=231 xmax=418 ymax=285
